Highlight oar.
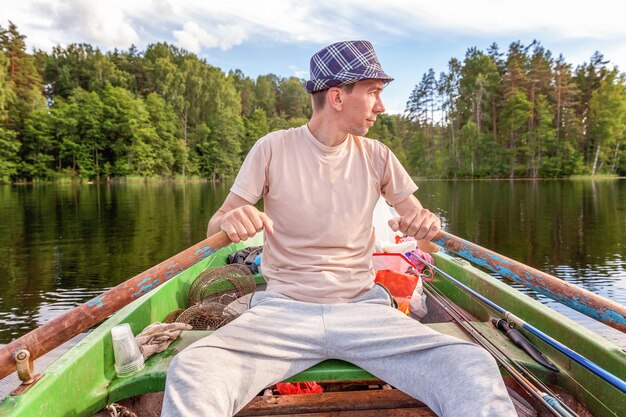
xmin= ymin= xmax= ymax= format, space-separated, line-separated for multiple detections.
xmin=0 ymin=231 xmax=232 ymax=381
xmin=408 ymin=251 xmax=626 ymax=394
xmin=432 ymin=231 xmax=626 ymax=333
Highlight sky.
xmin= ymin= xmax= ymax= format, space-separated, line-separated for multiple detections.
xmin=2 ymin=0 xmax=626 ymax=114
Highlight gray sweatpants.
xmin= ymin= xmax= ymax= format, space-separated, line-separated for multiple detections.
xmin=162 ymin=285 xmax=516 ymax=417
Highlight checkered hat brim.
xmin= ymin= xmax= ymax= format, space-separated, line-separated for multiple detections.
xmin=305 ymin=40 xmax=393 ymax=93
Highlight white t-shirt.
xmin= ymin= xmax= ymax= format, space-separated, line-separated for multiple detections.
xmin=231 ymin=124 xmax=418 ymax=303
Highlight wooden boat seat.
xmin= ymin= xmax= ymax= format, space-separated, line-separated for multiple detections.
xmin=105 ymin=322 xmax=478 ymax=404
xmin=102 ymin=327 xmax=449 ymax=416
xmin=107 ymin=331 xmax=374 ymax=402
xmin=100 ymin=318 xmax=540 ymax=416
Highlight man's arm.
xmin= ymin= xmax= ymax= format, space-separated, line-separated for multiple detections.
xmin=389 ymin=194 xmax=441 ymax=242
xmin=207 ymin=192 xmax=273 ymax=243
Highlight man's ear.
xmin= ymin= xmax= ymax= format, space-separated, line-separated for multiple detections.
xmin=327 ymin=87 xmax=343 ymax=111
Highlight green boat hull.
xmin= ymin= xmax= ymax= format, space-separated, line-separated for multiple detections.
xmin=1 ymin=236 xmax=624 ymax=416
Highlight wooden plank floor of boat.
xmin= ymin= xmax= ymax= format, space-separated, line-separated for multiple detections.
xmin=236 ymin=386 xmax=435 ymax=416
xmin=96 ymin=384 xmax=436 ymax=417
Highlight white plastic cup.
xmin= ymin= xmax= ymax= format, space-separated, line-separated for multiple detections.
xmin=111 ymin=323 xmax=144 ymax=377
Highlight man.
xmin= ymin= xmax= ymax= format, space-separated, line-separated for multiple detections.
xmin=162 ymin=40 xmax=515 ymax=417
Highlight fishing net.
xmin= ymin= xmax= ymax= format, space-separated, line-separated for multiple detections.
xmin=174 ymin=302 xmax=240 ymax=330
xmin=163 ymin=308 xmax=185 ymax=324
xmin=165 ymin=264 xmax=256 ymax=330
xmin=188 ymin=264 xmax=255 ymax=305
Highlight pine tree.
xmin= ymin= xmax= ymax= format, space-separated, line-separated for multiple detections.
xmin=501 ymin=42 xmax=531 ymax=176
xmin=587 ymin=69 xmax=626 ymax=175
xmin=0 ymin=49 xmax=20 ymax=182
xmin=406 ymin=68 xmax=436 ymax=127
xmin=458 ymin=48 xmax=501 ymax=175
xmin=574 ymin=52 xmax=610 ymax=166
xmin=0 ymin=22 xmax=46 ymax=180
xmin=437 ymin=59 xmax=462 ymax=176
xmin=527 ymin=44 xmax=555 ymax=176
xmin=553 ymin=55 xmax=583 ymax=175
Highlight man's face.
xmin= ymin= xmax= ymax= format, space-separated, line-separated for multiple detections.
xmin=340 ymin=79 xmax=386 ymax=136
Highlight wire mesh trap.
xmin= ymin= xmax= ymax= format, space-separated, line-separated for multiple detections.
xmin=163 ymin=308 xmax=185 ymax=324
xmin=188 ymin=264 xmax=255 ymax=305
xmin=174 ymin=302 xmax=240 ymax=330
xmin=165 ymin=264 xmax=257 ymax=330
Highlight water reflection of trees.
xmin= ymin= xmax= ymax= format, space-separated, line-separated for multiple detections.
xmin=0 ymin=182 xmax=231 ymax=343
xmin=0 ymin=180 xmax=624 ymax=343
xmin=418 ymin=179 xmax=625 ymax=294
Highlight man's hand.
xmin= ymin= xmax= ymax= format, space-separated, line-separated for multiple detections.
xmin=220 ymin=205 xmax=274 ymax=243
xmin=388 ymin=208 xmax=440 ymax=241
xmin=207 ymin=193 xmax=273 ymax=242
xmin=389 ymin=195 xmax=441 ymax=242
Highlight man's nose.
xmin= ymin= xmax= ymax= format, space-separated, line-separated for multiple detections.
xmin=374 ymin=97 xmax=385 ymax=113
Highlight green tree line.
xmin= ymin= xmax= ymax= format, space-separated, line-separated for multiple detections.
xmin=0 ymin=22 xmax=310 ymax=183
xmin=403 ymin=41 xmax=626 ymax=178
xmin=1 ymin=22 xmax=624 ymax=182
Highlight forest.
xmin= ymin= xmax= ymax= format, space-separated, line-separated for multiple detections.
xmin=1 ymin=22 xmax=624 ymax=183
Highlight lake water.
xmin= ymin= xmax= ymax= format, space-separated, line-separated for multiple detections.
xmin=0 ymin=179 xmax=624 ymax=383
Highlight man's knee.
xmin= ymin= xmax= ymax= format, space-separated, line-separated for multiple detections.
xmin=467 ymin=344 xmax=498 ymax=369
xmin=166 ymin=346 xmax=209 ymax=380
xmin=166 ymin=350 xmax=189 ymax=380
xmin=451 ymin=343 xmax=503 ymax=384
xmin=440 ymin=342 xmax=499 ymax=374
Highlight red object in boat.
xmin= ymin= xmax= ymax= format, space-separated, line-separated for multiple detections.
xmin=276 ymin=381 xmax=323 ymax=395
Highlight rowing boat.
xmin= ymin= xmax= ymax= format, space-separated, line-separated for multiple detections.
xmin=0 ymin=232 xmax=624 ymax=416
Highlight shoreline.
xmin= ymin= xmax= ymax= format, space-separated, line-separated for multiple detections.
xmin=3 ymin=174 xmax=624 ymax=186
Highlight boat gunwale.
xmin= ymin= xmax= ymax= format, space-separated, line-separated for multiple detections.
xmin=1 ymin=236 xmax=624 ymax=416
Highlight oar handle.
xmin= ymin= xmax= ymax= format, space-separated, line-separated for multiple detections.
xmin=433 ymin=231 xmax=626 ymax=333
xmin=0 ymin=231 xmax=232 ymax=381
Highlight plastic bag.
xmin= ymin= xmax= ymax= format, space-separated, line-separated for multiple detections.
xmin=372 ymin=197 xmax=434 ymax=318
xmin=409 ymin=276 xmax=428 ymax=318
xmin=374 ymin=269 xmax=418 ymax=314
xmin=373 ymin=250 xmax=430 ymax=318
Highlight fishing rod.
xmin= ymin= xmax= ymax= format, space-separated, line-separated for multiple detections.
xmin=492 ymin=317 xmax=559 ymax=372
xmin=407 ymin=251 xmax=626 ymax=395
xmin=424 ymin=281 xmax=577 ymax=417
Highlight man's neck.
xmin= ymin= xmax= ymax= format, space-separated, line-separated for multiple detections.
xmin=307 ymin=114 xmax=349 ymax=147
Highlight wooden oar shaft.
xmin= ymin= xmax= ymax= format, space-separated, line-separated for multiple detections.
xmin=0 ymin=231 xmax=231 ymax=380
xmin=433 ymin=231 xmax=626 ymax=333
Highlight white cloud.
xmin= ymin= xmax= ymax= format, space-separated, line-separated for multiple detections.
xmin=3 ymin=0 xmax=626 ymax=70
xmin=4 ymin=0 xmax=626 ymax=53
xmin=164 ymin=0 xmax=360 ymax=52
xmin=368 ymin=0 xmax=626 ymax=41
xmin=3 ymin=0 xmax=625 ymax=116
xmin=2 ymin=0 xmax=139 ymax=50
xmin=46 ymin=0 xmax=139 ymax=48
xmin=173 ymin=21 xmax=247 ymax=53
xmin=288 ymin=65 xmax=309 ymax=79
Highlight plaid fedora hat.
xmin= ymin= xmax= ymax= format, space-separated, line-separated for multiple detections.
xmin=305 ymin=40 xmax=394 ymax=93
